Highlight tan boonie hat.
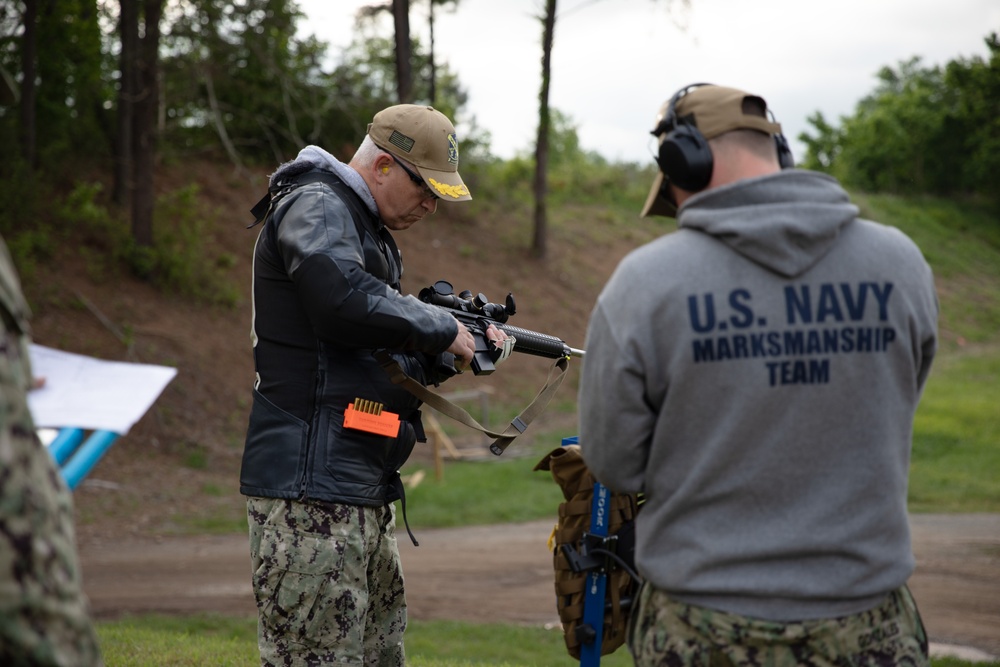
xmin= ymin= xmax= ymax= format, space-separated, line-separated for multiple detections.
xmin=641 ymin=84 xmax=783 ymax=218
xmin=368 ymin=104 xmax=472 ymax=201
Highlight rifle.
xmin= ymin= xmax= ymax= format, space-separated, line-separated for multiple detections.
xmin=418 ymin=280 xmax=585 ymax=375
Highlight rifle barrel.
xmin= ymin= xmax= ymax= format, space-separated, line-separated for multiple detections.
xmin=498 ymin=323 xmax=583 ymax=360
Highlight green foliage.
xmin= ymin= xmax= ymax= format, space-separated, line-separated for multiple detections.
xmin=162 ymin=0 xmax=319 ymax=162
xmin=51 ymin=182 xmax=130 ymax=283
xmin=0 ymin=0 xmax=111 ymax=166
xmin=160 ymin=2 xmax=477 ymax=166
xmin=3 ymin=227 xmax=55 ymax=281
xmin=543 ymin=110 xmax=657 ymax=210
xmin=14 ymin=180 xmax=240 ymax=306
xmin=57 ymin=182 xmax=122 ymax=236
xmin=474 ymin=108 xmax=656 ymax=217
xmin=0 ymin=164 xmax=59 ymax=279
xmin=797 ymin=112 xmax=841 ymax=171
xmin=799 ymin=33 xmax=1000 ymax=204
xmin=322 ymin=30 xmax=477 ymax=157
xmin=323 ymin=34 xmax=414 ymax=151
xmin=134 ymin=184 xmax=240 ymax=306
xmin=944 ymin=33 xmax=1000 ymax=194
xmin=837 ymin=58 xmax=950 ymax=193
xmin=0 ymin=165 xmax=58 ymax=278
xmin=3 ymin=0 xmax=485 ymax=173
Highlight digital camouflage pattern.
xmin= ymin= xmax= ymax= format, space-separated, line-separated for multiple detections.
xmin=628 ymin=582 xmax=929 ymax=667
xmin=247 ymin=496 xmax=406 ymax=666
xmin=0 ymin=237 xmax=103 ymax=666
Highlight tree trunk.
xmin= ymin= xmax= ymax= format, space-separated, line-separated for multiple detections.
xmin=392 ymin=0 xmax=412 ymax=103
xmin=19 ymin=0 xmax=38 ymax=169
xmin=203 ymin=67 xmax=245 ymax=172
xmin=131 ymin=0 xmax=162 ymax=250
xmin=428 ymin=0 xmax=436 ymax=105
xmin=113 ymin=0 xmax=137 ymax=206
xmin=532 ymin=0 xmax=557 ymax=259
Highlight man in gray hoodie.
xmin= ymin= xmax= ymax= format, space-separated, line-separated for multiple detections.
xmin=578 ymin=84 xmax=938 ymax=666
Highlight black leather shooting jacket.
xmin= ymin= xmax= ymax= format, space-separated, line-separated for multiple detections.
xmin=240 ymin=169 xmax=458 ymax=509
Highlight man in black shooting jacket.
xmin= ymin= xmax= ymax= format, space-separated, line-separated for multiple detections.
xmin=241 ymin=104 xmax=506 ymax=666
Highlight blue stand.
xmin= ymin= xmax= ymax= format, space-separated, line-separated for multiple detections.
xmin=563 ymin=436 xmax=611 ymax=667
xmin=46 ymin=427 xmax=120 ymax=491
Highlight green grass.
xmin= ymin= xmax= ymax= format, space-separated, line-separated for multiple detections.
xmin=909 ymin=346 xmax=1000 ymax=512
xmin=401 ymin=436 xmax=569 ymax=528
xmin=94 ymin=615 xmax=620 ymax=667
xmin=96 ymin=614 xmax=258 ymax=666
xmin=95 ymin=614 xmax=998 ymax=666
xmin=405 ymin=620 xmax=633 ymax=667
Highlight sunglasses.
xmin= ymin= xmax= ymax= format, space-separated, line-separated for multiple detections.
xmin=389 ymin=154 xmax=438 ymax=200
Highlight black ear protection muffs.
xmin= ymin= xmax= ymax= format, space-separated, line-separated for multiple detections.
xmin=651 ymin=82 xmax=794 ymax=194
xmin=652 ymin=82 xmax=715 ymax=192
xmin=774 ymin=130 xmax=794 ymax=170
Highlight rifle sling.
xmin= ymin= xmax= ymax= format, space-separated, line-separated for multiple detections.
xmin=375 ymin=351 xmax=570 ymax=455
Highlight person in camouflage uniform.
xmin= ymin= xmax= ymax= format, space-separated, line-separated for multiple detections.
xmin=247 ymin=498 xmax=406 ymax=665
xmin=241 ymin=106 xmax=507 ymax=665
xmin=628 ymin=582 xmax=929 ymax=666
xmin=579 ymin=84 xmax=937 ymax=666
xmin=0 ymin=235 xmax=103 ymax=666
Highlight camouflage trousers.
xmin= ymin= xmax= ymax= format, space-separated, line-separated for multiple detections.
xmin=627 ymin=582 xmax=929 ymax=667
xmin=0 ymin=414 xmax=104 ymax=666
xmin=247 ymin=497 xmax=406 ymax=667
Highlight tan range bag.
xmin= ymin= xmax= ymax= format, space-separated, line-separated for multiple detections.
xmin=535 ymin=444 xmax=640 ymax=659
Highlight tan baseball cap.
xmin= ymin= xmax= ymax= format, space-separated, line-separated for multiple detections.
xmin=641 ymin=85 xmax=783 ymax=218
xmin=368 ymin=104 xmax=472 ymax=201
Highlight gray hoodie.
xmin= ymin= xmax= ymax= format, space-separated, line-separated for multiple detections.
xmin=579 ymin=169 xmax=938 ymax=621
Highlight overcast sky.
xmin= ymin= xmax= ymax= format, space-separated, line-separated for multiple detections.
xmin=295 ymin=0 xmax=998 ymax=165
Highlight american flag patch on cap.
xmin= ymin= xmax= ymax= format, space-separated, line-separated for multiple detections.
xmin=388 ymin=130 xmax=415 ymax=153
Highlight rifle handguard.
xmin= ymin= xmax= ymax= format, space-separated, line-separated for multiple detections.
xmin=498 ymin=323 xmax=575 ymax=359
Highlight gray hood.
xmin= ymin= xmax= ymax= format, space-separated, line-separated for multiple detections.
xmin=678 ymin=169 xmax=858 ymax=278
xmin=270 ymin=145 xmax=378 ymax=216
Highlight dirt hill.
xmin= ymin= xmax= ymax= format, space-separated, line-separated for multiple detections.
xmin=23 ymin=160 xmax=636 ymax=545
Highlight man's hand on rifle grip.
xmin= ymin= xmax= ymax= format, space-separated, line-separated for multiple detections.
xmin=446 ymin=318 xmax=477 ymax=372
xmin=445 ymin=319 xmax=509 ymax=372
